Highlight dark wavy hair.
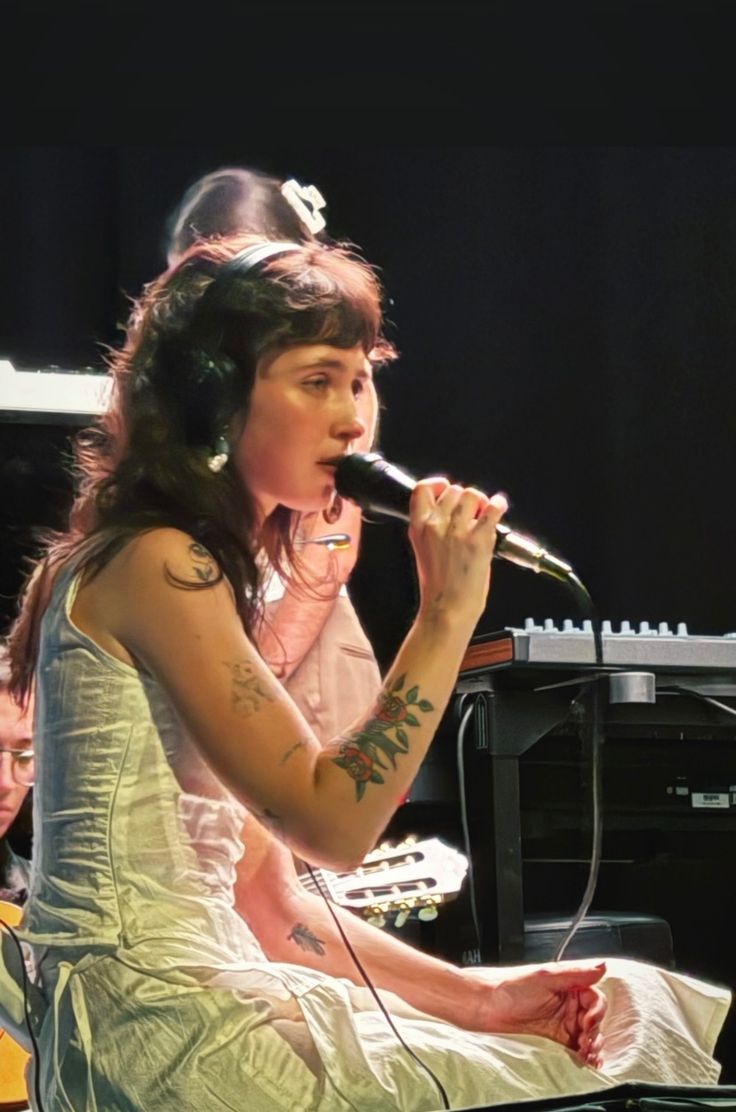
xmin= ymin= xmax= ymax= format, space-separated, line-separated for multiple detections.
xmin=8 ymin=233 xmax=396 ymax=703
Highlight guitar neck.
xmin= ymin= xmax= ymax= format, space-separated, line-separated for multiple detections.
xmin=298 ymin=868 xmax=327 ymax=896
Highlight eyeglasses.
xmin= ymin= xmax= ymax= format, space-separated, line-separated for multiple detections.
xmin=0 ymin=748 xmax=34 ymax=787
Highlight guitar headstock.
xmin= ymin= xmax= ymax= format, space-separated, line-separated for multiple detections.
xmin=313 ymin=836 xmax=468 ymax=927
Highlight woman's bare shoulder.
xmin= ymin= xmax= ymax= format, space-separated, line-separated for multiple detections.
xmin=112 ymin=527 xmax=223 ymax=590
xmin=73 ymin=528 xmax=235 ymax=662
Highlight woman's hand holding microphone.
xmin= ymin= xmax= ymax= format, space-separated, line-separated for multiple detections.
xmin=409 ymin=479 xmax=509 ymax=633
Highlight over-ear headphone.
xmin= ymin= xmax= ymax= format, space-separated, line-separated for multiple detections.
xmin=214 ymin=240 xmax=302 ymax=283
xmin=160 ymin=240 xmax=303 ymax=451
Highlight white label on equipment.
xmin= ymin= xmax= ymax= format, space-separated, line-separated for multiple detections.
xmin=691 ymin=792 xmax=730 ymax=809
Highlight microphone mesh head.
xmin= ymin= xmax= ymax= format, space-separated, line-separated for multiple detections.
xmin=334 ymin=452 xmax=415 ymax=520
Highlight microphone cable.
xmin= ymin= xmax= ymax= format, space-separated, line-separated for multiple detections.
xmin=453 ymin=695 xmax=484 ymax=964
xmin=304 ymin=863 xmax=451 ymax=1111
xmin=551 ymin=574 xmax=605 ymax=961
xmin=452 ymin=570 xmax=606 ymax=965
xmin=0 ymin=911 xmax=45 ymax=1112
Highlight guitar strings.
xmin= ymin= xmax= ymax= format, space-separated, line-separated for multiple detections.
xmin=299 ymin=848 xmax=443 ymax=921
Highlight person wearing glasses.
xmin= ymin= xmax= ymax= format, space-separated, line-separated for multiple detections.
xmin=0 ymin=646 xmax=33 ymax=904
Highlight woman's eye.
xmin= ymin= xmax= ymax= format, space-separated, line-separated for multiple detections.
xmin=352 ymin=379 xmax=366 ymax=397
xmin=304 ymin=377 xmax=329 ymax=391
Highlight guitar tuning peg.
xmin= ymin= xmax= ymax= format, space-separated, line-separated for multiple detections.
xmin=394 ymin=908 xmax=410 ymax=929
xmin=404 ymin=834 xmax=418 ymax=846
xmin=417 ymin=905 xmax=439 ymax=922
xmin=378 ymin=841 xmax=392 ymax=852
xmin=366 ymin=912 xmax=386 ymax=929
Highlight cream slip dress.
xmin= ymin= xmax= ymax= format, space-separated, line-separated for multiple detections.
xmin=0 ymin=562 xmax=730 ymax=1111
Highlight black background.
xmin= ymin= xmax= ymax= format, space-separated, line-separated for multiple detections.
xmin=2 ymin=145 xmax=735 ymax=661
xmin=2 ymin=0 xmax=736 ymax=1085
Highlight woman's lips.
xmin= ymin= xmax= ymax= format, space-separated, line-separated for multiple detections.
xmin=318 ymin=454 xmax=350 ymax=469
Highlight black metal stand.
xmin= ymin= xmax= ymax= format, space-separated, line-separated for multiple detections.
xmin=457 ymin=675 xmax=576 ymax=962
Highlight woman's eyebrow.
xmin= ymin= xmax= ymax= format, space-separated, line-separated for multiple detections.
xmin=296 ymin=358 xmax=371 ymax=376
xmin=297 ymin=359 xmax=345 ymax=370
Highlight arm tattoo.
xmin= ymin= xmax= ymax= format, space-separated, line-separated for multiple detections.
xmin=189 ymin=541 xmax=217 ymax=582
xmin=288 ymin=922 xmax=327 ymax=956
xmin=280 ymin=739 xmax=307 ymax=765
xmin=331 ymin=674 xmax=434 ymax=801
xmin=224 ymin=661 xmax=274 ymax=718
xmin=164 ymin=540 xmax=222 ymax=591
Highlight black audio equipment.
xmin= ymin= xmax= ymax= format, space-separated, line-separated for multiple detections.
xmin=387 ymin=618 xmax=736 ymax=970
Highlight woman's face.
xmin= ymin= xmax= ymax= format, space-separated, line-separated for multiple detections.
xmin=0 ymin=689 xmax=32 ymax=839
xmin=235 ymin=342 xmax=377 ymax=519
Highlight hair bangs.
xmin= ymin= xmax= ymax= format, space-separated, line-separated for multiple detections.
xmin=254 ymin=243 xmax=396 ymax=363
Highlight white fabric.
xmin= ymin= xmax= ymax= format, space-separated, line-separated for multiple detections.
xmin=269 ymin=591 xmax=382 ymax=745
xmin=0 ymin=565 xmax=730 ymax=1111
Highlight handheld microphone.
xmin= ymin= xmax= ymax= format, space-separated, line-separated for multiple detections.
xmin=334 ymin=451 xmax=575 ymax=582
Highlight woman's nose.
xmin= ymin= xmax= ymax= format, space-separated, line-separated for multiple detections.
xmin=333 ymin=397 xmax=367 ymax=443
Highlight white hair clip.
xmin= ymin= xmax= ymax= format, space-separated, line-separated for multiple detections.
xmin=281 ymin=179 xmax=327 ymax=235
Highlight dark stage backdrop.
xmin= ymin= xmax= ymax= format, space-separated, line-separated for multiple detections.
xmin=1 ymin=146 xmax=734 ymax=663
xmin=2 ymin=148 xmax=736 ymax=1074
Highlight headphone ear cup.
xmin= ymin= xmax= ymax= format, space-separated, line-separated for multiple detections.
xmin=185 ymin=347 xmax=242 ymax=445
xmin=158 ymin=337 xmax=242 ymax=448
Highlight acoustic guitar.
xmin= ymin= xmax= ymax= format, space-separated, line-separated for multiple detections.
xmin=0 ymin=900 xmax=31 ymax=1110
xmin=299 ymin=836 xmax=468 ymax=928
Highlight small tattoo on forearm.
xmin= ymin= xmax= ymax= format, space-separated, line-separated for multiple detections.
xmin=288 ymin=923 xmax=327 ymax=956
xmin=224 ymin=661 xmax=274 ymax=717
xmin=331 ymin=674 xmax=434 ymax=801
xmin=280 ymin=739 xmax=307 ymax=764
xmin=189 ymin=542 xmax=217 ymax=582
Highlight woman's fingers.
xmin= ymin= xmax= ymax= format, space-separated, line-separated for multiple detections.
xmin=579 ymin=986 xmax=607 ymax=1031
xmin=409 ymin=477 xmax=452 ymax=524
xmin=409 ymin=477 xmax=509 ymax=624
xmin=536 ymin=962 xmax=607 ymax=994
xmin=411 ymin=479 xmax=506 ymax=530
xmin=571 ymin=986 xmax=606 ymax=1067
xmin=578 ymin=1028 xmax=604 ymax=1068
xmin=444 ymin=485 xmax=488 ymax=520
xmin=548 ymin=969 xmax=607 ymax=1065
xmin=477 ymin=492 xmax=509 ymax=535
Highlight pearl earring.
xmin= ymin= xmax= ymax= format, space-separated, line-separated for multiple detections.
xmin=207 ymin=432 xmax=230 ymax=473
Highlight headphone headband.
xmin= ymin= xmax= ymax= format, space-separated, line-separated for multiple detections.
xmin=221 ymin=239 xmax=303 ymax=280
xmin=195 ymin=239 xmax=303 ymax=319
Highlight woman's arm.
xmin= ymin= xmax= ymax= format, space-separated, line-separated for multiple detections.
xmin=235 ymin=809 xmax=478 ymax=1023
xmin=84 ymin=482 xmax=505 ymax=872
xmin=234 ymin=812 xmax=605 ymax=1063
